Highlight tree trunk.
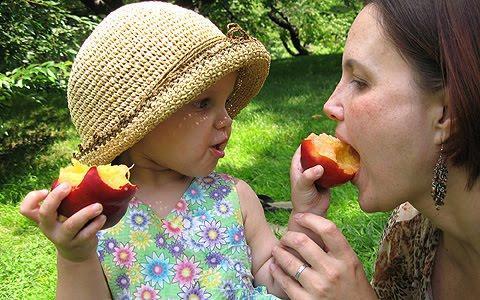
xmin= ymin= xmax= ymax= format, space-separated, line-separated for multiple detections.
xmin=267 ymin=3 xmax=309 ymax=56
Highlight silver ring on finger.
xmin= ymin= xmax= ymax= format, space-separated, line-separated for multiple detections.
xmin=294 ymin=263 xmax=309 ymax=281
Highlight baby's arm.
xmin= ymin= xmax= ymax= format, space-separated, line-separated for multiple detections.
xmin=236 ymin=180 xmax=288 ymax=299
xmin=20 ymin=186 xmax=111 ymax=299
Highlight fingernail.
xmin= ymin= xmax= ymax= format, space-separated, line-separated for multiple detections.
xmin=56 ymin=182 xmax=70 ymax=191
xmin=93 ymin=203 xmax=103 ymax=214
xmin=295 ymin=213 xmax=304 ymax=221
xmin=40 ymin=189 xmax=49 ymax=196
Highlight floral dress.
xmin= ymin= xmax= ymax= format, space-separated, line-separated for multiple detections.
xmin=97 ymin=172 xmax=279 ymax=300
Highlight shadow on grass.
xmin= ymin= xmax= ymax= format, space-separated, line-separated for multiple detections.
xmin=0 ymin=91 xmax=73 ymax=204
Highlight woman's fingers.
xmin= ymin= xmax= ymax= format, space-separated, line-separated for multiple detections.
xmin=272 ymin=245 xmax=318 ymax=290
xmin=19 ymin=189 xmax=49 ymax=223
xmin=270 ymin=261 xmax=311 ymax=300
xmin=59 ymin=203 xmax=103 ymax=242
xmin=279 ymin=231 xmax=328 ymax=270
xmin=295 ymin=213 xmax=352 ymax=255
xmin=38 ymin=183 xmax=71 ymax=227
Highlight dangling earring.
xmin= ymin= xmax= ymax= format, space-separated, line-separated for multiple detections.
xmin=431 ymin=145 xmax=448 ymax=209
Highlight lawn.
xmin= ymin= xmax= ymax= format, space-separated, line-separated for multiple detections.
xmin=0 ymin=54 xmax=388 ymax=299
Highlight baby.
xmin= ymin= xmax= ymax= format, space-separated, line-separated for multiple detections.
xmin=20 ymin=2 xmax=288 ymax=299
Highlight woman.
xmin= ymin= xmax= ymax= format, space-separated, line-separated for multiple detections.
xmin=270 ymin=0 xmax=480 ymax=299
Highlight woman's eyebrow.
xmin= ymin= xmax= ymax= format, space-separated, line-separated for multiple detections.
xmin=344 ymin=58 xmax=373 ymax=77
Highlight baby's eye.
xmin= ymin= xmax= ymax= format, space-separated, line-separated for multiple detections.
xmin=192 ymin=98 xmax=211 ymax=109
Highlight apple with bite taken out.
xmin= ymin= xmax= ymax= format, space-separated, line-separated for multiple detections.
xmin=51 ymin=159 xmax=137 ymax=229
xmin=301 ymin=133 xmax=360 ymax=189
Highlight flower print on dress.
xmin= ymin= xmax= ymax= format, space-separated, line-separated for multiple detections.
xmin=198 ymin=220 xmax=227 ymax=249
xmin=104 ymin=237 xmax=118 ymax=253
xmin=127 ymin=264 xmax=142 ymax=286
xmin=227 ymin=225 xmax=246 ymax=252
xmin=113 ymin=243 xmax=137 ymax=268
xmin=219 ymin=173 xmax=234 ymax=182
xmin=184 ymin=237 xmax=204 ymax=253
xmin=134 ymin=284 xmax=159 ymax=300
xmin=174 ymin=199 xmax=188 ymax=214
xmin=97 ymin=248 xmax=105 ymax=262
xmin=107 ymin=217 xmax=125 ymax=235
xmin=210 ymin=185 xmax=231 ymax=201
xmin=199 ymin=174 xmax=217 ymax=188
xmin=184 ymin=184 xmax=205 ymax=205
xmin=199 ymin=268 xmax=222 ymax=289
xmin=130 ymin=230 xmax=152 ymax=250
xmin=168 ymin=240 xmax=185 ymax=258
xmin=116 ymin=273 xmax=130 ymax=290
xmin=96 ymin=230 xmax=105 ymax=240
xmin=205 ymin=251 xmax=223 ymax=268
xmin=220 ymin=280 xmax=236 ymax=300
xmin=129 ymin=197 xmax=141 ymax=208
xmin=181 ymin=214 xmax=193 ymax=231
xmin=128 ymin=209 xmax=150 ymax=231
xmin=214 ymin=199 xmax=233 ymax=217
xmin=154 ymin=233 xmax=167 ymax=248
xmin=162 ymin=215 xmax=184 ymax=238
xmin=173 ymin=255 xmax=201 ymax=287
xmin=141 ymin=252 xmax=172 ymax=288
xmin=116 ymin=290 xmax=131 ymax=300
xmin=193 ymin=208 xmax=212 ymax=222
xmin=178 ymin=283 xmax=211 ymax=300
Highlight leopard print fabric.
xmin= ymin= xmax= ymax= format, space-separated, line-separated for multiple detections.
xmin=371 ymin=203 xmax=440 ymax=300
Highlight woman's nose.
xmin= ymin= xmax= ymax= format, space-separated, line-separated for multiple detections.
xmin=323 ymin=87 xmax=344 ymax=121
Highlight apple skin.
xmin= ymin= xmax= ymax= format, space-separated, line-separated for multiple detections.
xmin=301 ymin=139 xmax=356 ymax=189
xmin=52 ymin=167 xmax=137 ymax=230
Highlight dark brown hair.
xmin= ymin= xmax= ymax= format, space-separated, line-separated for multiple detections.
xmin=365 ymin=0 xmax=480 ymax=189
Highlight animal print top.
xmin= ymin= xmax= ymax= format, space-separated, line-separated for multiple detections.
xmin=371 ymin=202 xmax=440 ymax=300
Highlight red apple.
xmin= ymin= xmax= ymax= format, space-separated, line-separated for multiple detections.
xmin=301 ymin=133 xmax=360 ymax=189
xmin=52 ymin=159 xmax=137 ymax=229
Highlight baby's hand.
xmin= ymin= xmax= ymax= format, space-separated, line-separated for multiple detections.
xmin=20 ymin=183 xmax=106 ymax=262
xmin=290 ymin=146 xmax=330 ymax=215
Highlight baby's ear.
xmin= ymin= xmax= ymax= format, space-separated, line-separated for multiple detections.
xmin=433 ymin=90 xmax=451 ymax=145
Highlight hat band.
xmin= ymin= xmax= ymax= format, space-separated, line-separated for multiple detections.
xmin=75 ymin=24 xmax=256 ymax=160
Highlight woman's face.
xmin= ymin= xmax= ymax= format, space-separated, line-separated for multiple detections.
xmin=323 ymin=5 xmax=442 ymax=212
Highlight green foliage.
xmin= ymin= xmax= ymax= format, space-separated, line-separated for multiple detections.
xmin=0 ymin=0 xmax=99 ymax=113
xmin=188 ymin=0 xmax=361 ymax=58
xmin=0 ymin=0 xmax=98 ymax=72
xmin=0 ymin=61 xmax=71 ymax=107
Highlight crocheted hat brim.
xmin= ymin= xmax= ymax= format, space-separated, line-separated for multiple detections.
xmin=75 ymin=37 xmax=270 ymax=165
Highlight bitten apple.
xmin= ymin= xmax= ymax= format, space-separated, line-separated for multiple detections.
xmin=52 ymin=159 xmax=137 ymax=229
xmin=301 ymin=133 xmax=360 ymax=189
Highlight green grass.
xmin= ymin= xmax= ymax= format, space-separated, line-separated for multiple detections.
xmin=0 ymin=54 xmax=388 ymax=299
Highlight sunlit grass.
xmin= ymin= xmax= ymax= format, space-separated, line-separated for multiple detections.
xmin=0 ymin=54 xmax=388 ymax=297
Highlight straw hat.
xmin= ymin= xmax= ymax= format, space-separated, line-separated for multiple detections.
xmin=68 ymin=1 xmax=270 ymax=165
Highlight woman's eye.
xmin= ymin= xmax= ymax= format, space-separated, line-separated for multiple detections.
xmin=351 ymin=77 xmax=368 ymax=90
xmin=192 ymin=98 xmax=211 ymax=109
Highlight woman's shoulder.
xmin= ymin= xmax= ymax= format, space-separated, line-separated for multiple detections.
xmin=372 ymin=202 xmax=440 ymax=299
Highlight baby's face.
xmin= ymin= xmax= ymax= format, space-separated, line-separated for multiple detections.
xmin=128 ymin=72 xmax=238 ymax=177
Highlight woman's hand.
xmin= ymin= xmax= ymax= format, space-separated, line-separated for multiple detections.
xmin=19 ymin=183 xmax=107 ymax=262
xmin=290 ymin=146 xmax=330 ymax=215
xmin=270 ymin=213 xmax=378 ymax=300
